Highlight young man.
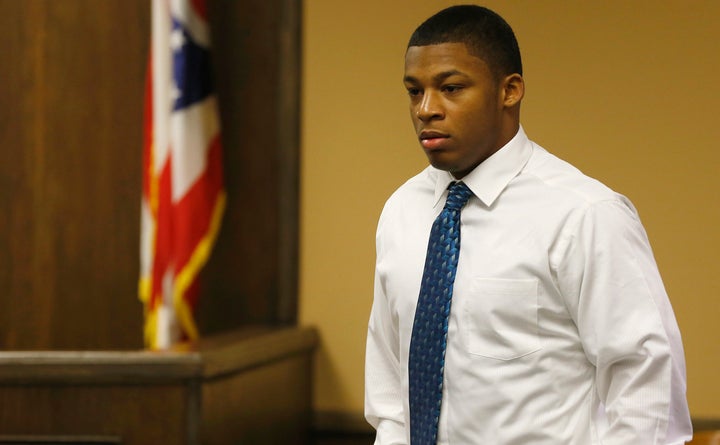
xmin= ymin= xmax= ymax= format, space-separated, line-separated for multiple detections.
xmin=365 ymin=5 xmax=692 ymax=444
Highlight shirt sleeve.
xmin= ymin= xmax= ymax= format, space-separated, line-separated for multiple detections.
xmin=365 ymin=209 xmax=408 ymax=445
xmin=556 ymin=198 xmax=692 ymax=445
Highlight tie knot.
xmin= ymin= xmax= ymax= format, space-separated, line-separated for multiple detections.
xmin=444 ymin=182 xmax=472 ymax=210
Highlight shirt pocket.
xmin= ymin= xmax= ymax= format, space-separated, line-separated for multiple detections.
xmin=460 ymin=277 xmax=541 ymax=360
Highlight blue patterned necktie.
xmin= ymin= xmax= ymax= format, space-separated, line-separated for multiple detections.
xmin=408 ymin=181 xmax=473 ymax=445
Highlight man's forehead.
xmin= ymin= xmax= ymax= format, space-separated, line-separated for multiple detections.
xmin=404 ymin=43 xmax=488 ymax=76
xmin=405 ymin=42 xmax=471 ymax=56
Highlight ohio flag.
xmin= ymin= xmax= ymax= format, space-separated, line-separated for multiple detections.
xmin=140 ymin=0 xmax=225 ymax=349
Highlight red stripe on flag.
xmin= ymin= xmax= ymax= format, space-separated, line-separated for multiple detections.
xmin=172 ymin=134 xmax=224 ymax=269
xmin=142 ymin=0 xmax=225 ymax=349
xmin=145 ymin=136 xmax=225 ymax=343
xmin=149 ymin=155 xmax=173 ymax=311
xmin=142 ymin=54 xmax=154 ymax=201
xmin=191 ymin=0 xmax=208 ymax=21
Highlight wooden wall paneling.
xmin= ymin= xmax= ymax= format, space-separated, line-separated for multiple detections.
xmin=0 ymin=0 xmax=148 ymax=350
xmin=0 ymin=0 xmax=302 ymax=349
xmin=0 ymin=349 xmax=203 ymax=444
xmin=0 ymin=327 xmax=318 ymax=444
xmin=276 ymin=0 xmax=302 ymax=325
xmin=197 ymin=0 xmax=302 ymax=333
xmin=40 ymin=0 xmax=148 ymax=350
xmin=0 ymin=435 xmax=122 ymax=444
xmin=198 ymin=327 xmax=316 ymax=444
xmin=0 ymin=384 xmax=197 ymax=443
xmin=201 ymin=354 xmax=313 ymax=444
xmin=0 ymin=1 xmax=47 ymax=347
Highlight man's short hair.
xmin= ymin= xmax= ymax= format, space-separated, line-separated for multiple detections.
xmin=408 ymin=5 xmax=523 ymax=79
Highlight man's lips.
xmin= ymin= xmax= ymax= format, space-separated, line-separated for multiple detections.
xmin=419 ymin=130 xmax=449 ymax=150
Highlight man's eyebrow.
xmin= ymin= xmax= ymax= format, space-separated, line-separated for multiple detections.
xmin=403 ymin=69 xmax=467 ymax=84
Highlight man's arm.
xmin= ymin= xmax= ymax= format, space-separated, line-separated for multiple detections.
xmin=365 ymin=219 xmax=408 ymax=445
xmin=556 ymin=198 xmax=692 ymax=444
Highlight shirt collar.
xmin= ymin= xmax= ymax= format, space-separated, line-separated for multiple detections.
xmin=432 ymin=125 xmax=533 ymax=208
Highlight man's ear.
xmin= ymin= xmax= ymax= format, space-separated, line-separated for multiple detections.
xmin=502 ymin=73 xmax=524 ymax=108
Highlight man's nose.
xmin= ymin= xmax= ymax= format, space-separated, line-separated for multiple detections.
xmin=416 ymin=91 xmax=444 ymax=121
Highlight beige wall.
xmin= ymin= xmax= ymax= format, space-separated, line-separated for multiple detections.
xmin=300 ymin=0 xmax=720 ymax=419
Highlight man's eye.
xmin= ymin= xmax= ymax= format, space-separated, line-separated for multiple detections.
xmin=443 ymin=85 xmax=462 ymax=93
xmin=407 ymin=88 xmax=421 ymax=97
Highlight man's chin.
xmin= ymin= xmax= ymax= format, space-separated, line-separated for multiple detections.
xmin=427 ymin=156 xmax=457 ymax=174
xmin=426 ymin=153 xmax=454 ymax=171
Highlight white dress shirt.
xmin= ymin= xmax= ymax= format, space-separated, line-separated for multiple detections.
xmin=365 ymin=127 xmax=692 ymax=444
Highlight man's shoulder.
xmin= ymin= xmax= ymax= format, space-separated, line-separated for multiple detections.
xmin=385 ymin=166 xmax=436 ymax=204
xmin=524 ymin=143 xmax=621 ymax=205
xmin=376 ymin=166 xmax=436 ymax=226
